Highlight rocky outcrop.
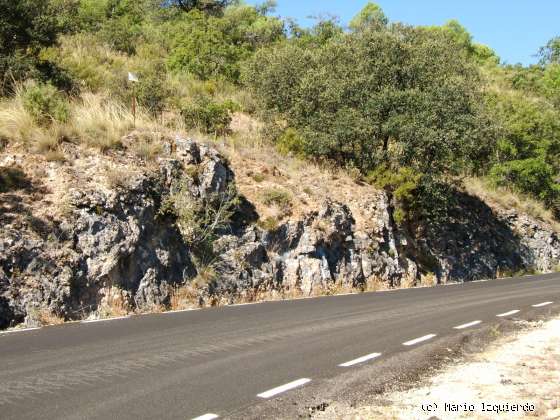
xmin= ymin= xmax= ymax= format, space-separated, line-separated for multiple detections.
xmin=414 ymin=192 xmax=560 ymax=282
xmin=1 ymin=136 xmax=559 ymax=329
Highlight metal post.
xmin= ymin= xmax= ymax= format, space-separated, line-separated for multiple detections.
xmin=132 ymin=84 xmax=136 ymax=128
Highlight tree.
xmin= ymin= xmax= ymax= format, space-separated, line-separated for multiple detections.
xmin=166 ymin=5 xmax=284 ymax=81
xmin=539 ymin=36 xmax=560 ymax=65
xmin=0 ymin=0 xmax=72 ymax=94
xmin=244 ymin=24 xmax=494 ymax=177
xmin=349 ymin=2 xmax=388 ymax=31
xmin=163 ymin=0 xmax=233 ymax=15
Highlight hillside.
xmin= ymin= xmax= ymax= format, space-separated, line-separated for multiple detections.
xmin=1 ymin=0 xmax=560 ymax=329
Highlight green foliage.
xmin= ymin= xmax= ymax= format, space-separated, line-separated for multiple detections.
xmin=0 ymin=0 xmax=74 ymax=94
xmin=160 ymin=180 xmax=240 ymax=248
xmin=276 ymin=128 xmax=306 ymax=157
xmin=166 ymin=6 xmax=284 ymax=81
xmin=349 ymin=2 xmax=388 ymax=31
xmin=423 ymin=20 xmax=500 ymax=66
xmin=181 ymin=97 xmax=237 ymax=135
xmin=245 ymin=24 xmax=495 ymax=176
xmin=164 ymin=0 xmax=233 ymax=15
xmin=22 ymin=83 xmax=70 ymax=125
xmin=490 ymin=159 xmax=560 ymax=205
xmin=367 ymin=165 xmax=457 ymax=224
xmin=167 ymin=10 xmax=243 ymax=80
xmin=134 ymin=65 xmax=171 ymax=116
xmin=539 ymin=36 xmax=560 ymax=65
xmin=260 ymin=188 xmax=292 ymax=210
xmin=367 ymin=166 xmax=421 ymax=224
xmin=486 ymin=92 xmax=560 ymax=163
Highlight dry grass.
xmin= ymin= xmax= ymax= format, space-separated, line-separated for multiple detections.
xmin=169 ymin=284 xmax=200 ymax=311
xmin=0 ymin=88 xmax=159 ymax=155
xmin=36 ymin=309 xmax=66 ymax=326
xmin=420 ymin=272 xmax=438 ymax=287
xmin=0 ymin=94 xmax=41 ymax=146
xmin=72 ymin=93 xmax=156 ymax=151
xmin=103 ymin=165 xmax=135 ymax=190
xmin=464 ymin=177 xmax=560 ymax=230
xmin=363 ymin=276 xmax=391 ymax=292
xmin=97 ymin=286 xmax=131 ymax=319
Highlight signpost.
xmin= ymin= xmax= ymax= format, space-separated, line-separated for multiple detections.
xmin=128 ymin=72 xmax=139 ymax=127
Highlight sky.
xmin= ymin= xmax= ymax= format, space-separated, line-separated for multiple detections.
xmin=247 ymin=0 xmax=560 ymax=66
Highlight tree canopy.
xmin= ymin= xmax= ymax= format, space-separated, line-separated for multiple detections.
xmin=244 ymin=23 xmax=494 ymax=177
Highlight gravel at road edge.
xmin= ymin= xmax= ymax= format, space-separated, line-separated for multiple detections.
xmin=314 ymin=317 xmax=560 ymax=419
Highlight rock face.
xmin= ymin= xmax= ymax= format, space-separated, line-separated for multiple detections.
xmin=1 ymin=136 xmax=559 ymax=329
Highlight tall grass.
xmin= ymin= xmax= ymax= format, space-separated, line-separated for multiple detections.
xmin=464 ymin=177 xmax=560 ymax=229
xmin=0 ymin=87 xmax=158 ymax=154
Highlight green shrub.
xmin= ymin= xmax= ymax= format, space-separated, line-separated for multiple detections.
xmin=260 ymin=188 xmax=292 ymax=210
xmin=0 ymin=166 xmax=29 ymax=193
xmin=244 ymin=23 xmax=493 ymax=175
xmin=489 ymin=159 xmax=559 ymax=204
xmin=251 ymin=173 xmax=265 ymax=183
xmin=181 ymin=98 xmax=237 ymax=135
xmin=257 ymin=216 xmax=279 ymax=231
xmin=134 ymin=66 xmax=170 ymax=116
xmin=276 ymin=128 xmax=307 ymax=157
xmin=22 ymin=83 xmax=69 ymax=125
xmin=160 ymin=181 xmax=240 ymax=248
xmin=367 ymin=166 xmax=422 ymax=224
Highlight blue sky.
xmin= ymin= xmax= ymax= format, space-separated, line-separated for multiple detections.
xmin=247 ymin=0 xmax=559 ymax=65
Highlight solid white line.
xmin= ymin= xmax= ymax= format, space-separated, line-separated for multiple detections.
xmin=497 ymin=310 xmax=520 ymax=317
xmin=0 ymin=327 xmax=41 ymax=335
xmin=81 ymin=316 xmax=130 ymax=324
xmin=454 ymin=320 xmax=482 ymax=330
xmin=191 ymin=414 xmax=219 ymax=420
xmin=257 ymin=378 xmax=311 ymax=399
xmin=532 ymin=301 xmax=553 ymax=308
xmin=163 ymin=308 xmax=196 ymax=314
xmin=403 ymin=334 xmax=437 ymax=346
xmin=339 ymin=352 xmax=381 ymax=367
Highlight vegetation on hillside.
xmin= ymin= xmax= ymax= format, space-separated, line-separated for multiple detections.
xmin=1 ymin=0 xmax=560 ymax=225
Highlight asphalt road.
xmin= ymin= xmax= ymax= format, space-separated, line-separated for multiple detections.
xmin=0 ymin=273 xmax=559 ymax=420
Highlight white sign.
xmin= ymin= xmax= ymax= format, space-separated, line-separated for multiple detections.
xmin=128 ymin=72 xmax=139 ymax=83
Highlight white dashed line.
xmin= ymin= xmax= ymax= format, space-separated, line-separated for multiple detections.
xmin=81 ymin=316 xmax=131 ymax=324
xmin=257 ymin=378 xmax=311 ymax=399
xmin=497 ymin=310 xmax=520 ymax=317
xmin=532 ymin=301 xmax=553 ymax=308
xmin=0 ymin=327 xmax=41 ymax=335
xmin=454 ymin=320 xmax=482 ymax=330
xmin=403 ymin=334 xmax=437 ymax=346
xmin=339 ymin=352 xmax=381 ymax=367
xmin=191 ymin=414 xmax=219 ymax=420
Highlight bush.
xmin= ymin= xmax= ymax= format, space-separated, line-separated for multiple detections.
xmin=0 ymin=0 xmax=72 ymax=94
xmin=22 ymin=83 xmax=69 ymax=125
xmin=489 ymin=159 xmax=559 ymax=204
xmin=260 ymin=188 xmax=292 ymax=210
xmin=276 ymin=128 xmax=307 ymax=157
xmin=257 ymin=216 xmax=279 ymax=231
xmin=160 ymin=181 xmax=240 ymax=248
xmin=367 ymin=166 xmax=422 ymax=224
xmin=181 ymin=98 xmax=237 ymax=135
xmin=244 ymin=24 xmax=493 ymax=176
xmin=134 ymin=67 xmax=170 ymax=117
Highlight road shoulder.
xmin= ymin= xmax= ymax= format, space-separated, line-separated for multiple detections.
xmin=315 ymin=316 xmax=560 ymax=419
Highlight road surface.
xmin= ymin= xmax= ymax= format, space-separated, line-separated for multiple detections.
xmin=0 ymin=273 xmax=559 ymax=419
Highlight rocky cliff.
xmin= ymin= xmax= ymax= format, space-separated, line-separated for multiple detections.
xmin=1 ymin=135 xmax=559 ymax=329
